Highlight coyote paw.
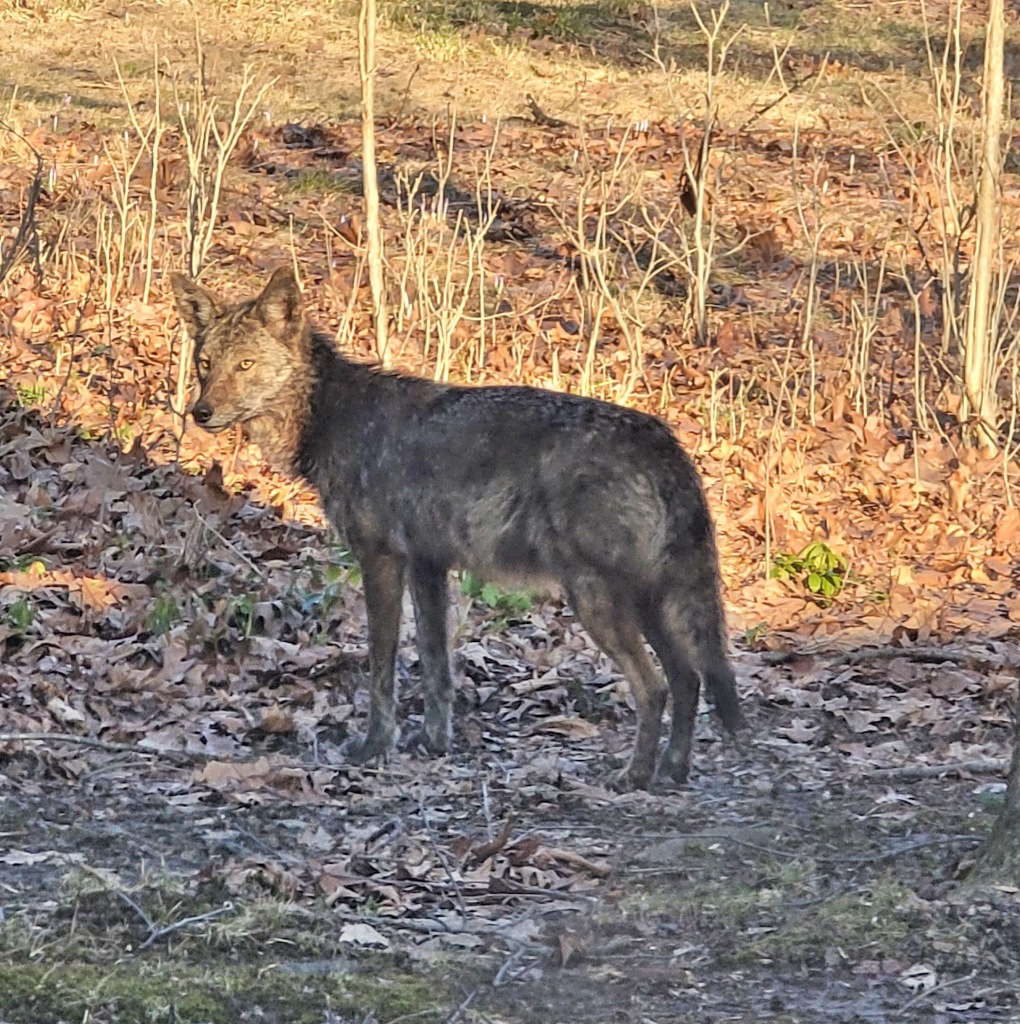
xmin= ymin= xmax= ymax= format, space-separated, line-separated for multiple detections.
xmin=655 ymin=749 xmax=691 ymax=788
xmin=400 ymin=725 xmax=451 ymax=757
xmin=610 ymin=763 xmax=654 ymax=792
xmin=340 ymin=727 xmax=397 ymax=764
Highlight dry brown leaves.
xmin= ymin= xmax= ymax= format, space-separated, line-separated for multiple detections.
xmin=3 ymin=106 xmax=1020 ymax=937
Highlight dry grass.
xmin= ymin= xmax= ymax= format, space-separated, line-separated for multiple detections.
xmin=5 ymin=11 xmax=1020 ymax=1021
xmin=1 ymin=0 xmax=963 ymax=134
xmin=3 ymin=0 xmax=1020 ymax=631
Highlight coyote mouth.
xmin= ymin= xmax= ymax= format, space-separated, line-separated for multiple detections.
xmin=190 ymin=413 xmax=234 ymax=432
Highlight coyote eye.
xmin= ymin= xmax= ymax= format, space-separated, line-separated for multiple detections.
xmin=197 ymin=356 xmax=211 ymax=375
xmin=239 ymin=358 xmax=255 ymax=371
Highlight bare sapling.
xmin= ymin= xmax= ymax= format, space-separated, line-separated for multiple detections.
xmin=394 ymin=119 xmax=500 ymax=382
xmin=113 ymin=50 xmax=165 ymax=304
xmin=359 ymin=0 xmax=390 ymax=368
xmin=960 ymin=0 xmax=1005 ymax=454
xmin=168 ymin=27 xmax=274 ymax=442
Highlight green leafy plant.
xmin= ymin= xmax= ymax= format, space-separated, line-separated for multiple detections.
xmin=303 ymin=557 xmax=360 ymax=618
xmin=0 ymin=554 xmax=46 ymax=573
xmin=770 ymin=542 xmax=849 ymax=600
xmin=227 ymin=594 xmax=257 ymax=638
xmin=15 ymin=383 xmax=46 ymax=407
xmin=145 ymin=593 xmax=180 ymax=635
xmin=460 ymin=571 xmax=534 ymax=619
xmin=742 ymin=622 xmax=768 ymax=647
xmin=6 ymin=597 xmax=34 ymax=633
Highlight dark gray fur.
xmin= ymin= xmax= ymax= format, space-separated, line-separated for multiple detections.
xmin=170 ymin=268 xmax=743 ymax=788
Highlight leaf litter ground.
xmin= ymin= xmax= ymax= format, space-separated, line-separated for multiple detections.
xmin=4 ymin=1 xmax=1020 ymax=1021
xmin=2 ymin=388 xmax=1019 ymax=1023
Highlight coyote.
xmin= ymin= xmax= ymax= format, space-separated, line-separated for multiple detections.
xmin=170 ymin=268 xmax=743 ymax=788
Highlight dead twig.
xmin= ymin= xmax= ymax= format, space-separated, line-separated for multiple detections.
xmin=192 ymin=507 xmax=265 ymax=578
xmin=49 ymin=271 xmax=94 ymax=425
xmin=77 ymin=865 xmax=234 ymax=950
xmin=538 ymin=846 xmax=611 ymax=878
xmin=0 ymin=120 xmax=44 ymax=286
xmin=873 ymin=759 xmax=1007 ymax=781
xmin=525 ymin=94 xmax=574 ymax=129
xmin=392 ymin=62 xmax=422 ymax=125
xmin=679 ymin=118 xmax=713 ymax=218
xmin=415 ymin=792 xmax=470 ymax=919
xmin=897 ymin=969 xmax=978 ymax=1017
xmin=137 ymin=901 xmax=235 ymax=950
xmin=0 ymin=732 xmax=196 ymax=762
xmin=444 ymin=989 xmax=477 ymax=1024
xmin=381 ymin=1010 xmax=436 ymax=1024
xmin=757 ymin=645 xmax=1018 ymax=672
xmin=465 ymin=818 xmax=516 ymax=867
xmin=332 ymin=909 xmax=547 ymax=952
xmin=492 ymin=946 xmax=530 ymax=987
xmin=815 ymin=834 xmax=984 ymax=865
xmin=735 ymin=66 xmax=816 ymax=135
xmin=630 ymin=832 xmax=984 ymax=872
xmin=80 ymin=865 xmax=156 ymax=936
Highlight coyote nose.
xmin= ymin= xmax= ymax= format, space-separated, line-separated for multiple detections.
xmin=193 ymin=401 xmax=213 ymax=425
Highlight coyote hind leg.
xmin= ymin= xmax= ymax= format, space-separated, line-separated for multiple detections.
xmin=641 ymin=614 xmax=703 ymax=785
xmin=642 ymin=576 xmax=742 ymax=784
xmin=568 ymin=578 xmax=667 ymax=790
xmin=408 ymin=558 xmax=454 ymax=755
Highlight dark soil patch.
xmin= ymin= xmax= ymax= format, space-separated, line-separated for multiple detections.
xmin=3 ymin=677 xmax=1019 ymax=1023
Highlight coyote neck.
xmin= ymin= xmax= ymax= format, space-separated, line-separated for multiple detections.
xmin=292 ymin=329 xmax=393 ymax=488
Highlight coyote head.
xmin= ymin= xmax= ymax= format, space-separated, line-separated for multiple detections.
xmin=170 ymin=268 xmax=311 ymax=458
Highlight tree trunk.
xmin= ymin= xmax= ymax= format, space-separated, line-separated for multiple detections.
xmin=358 ymin=0 xmax=389 ymax=367
xmin=960 ymin=0 xmax=1004 ymax=455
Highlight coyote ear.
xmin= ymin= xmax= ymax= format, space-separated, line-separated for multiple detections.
xmin=170 ymin=273 xmax=222 ymax=335
xmin=254 ymin=267 xmax=304 ymax=343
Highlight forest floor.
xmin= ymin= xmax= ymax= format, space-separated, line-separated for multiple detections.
xmin=2 ymin=1 xmax=1020 ymax=1021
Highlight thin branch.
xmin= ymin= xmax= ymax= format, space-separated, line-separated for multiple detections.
xmin=0 ymin=732 xmax=195 ymax=761
xmin=0 ymin=120 xmax=44 ymax=286
xmin=138 ymin=902 xmax=235 ymax=950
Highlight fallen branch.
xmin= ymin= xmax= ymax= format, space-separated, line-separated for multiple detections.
xmin=444 ymin=989 xmax=477 ymax=1024
xmin=78 ymin=864 xmax=235 ymax=951
xmin=873 ymin=759 xmax=1007 ymax=781
xmin=0 ymin=732 xmax=197 ymax=762
xmin=492 ymin=946 xmax=530 ymax=987
xmin=735 ymin=65 xmax=817 ymax=135
xmin=757 ymin=645 xmax=1019 ymax=672
xmin=628 ymin=832 xmax=984 ymax=872
xmin=80 ymin=865 xmax=156 ymax=936
xmin=897 ymin=969 xmax=978 ymax=1017
xmin=138 ymin=901 xmax=235 ymax=950
xmin=538 ymin=846 xmax=611 ymax=878
xmin=332 ymin=909 xmax=546 ymax=952
xmin=525 ymin=94 xmax=574 ymax=129
xmin=466 ymin=818 xmax=516 ymax=867
xmin=815 ymin=834 xmax=984 ymax=866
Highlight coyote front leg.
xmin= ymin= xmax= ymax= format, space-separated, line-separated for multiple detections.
xmin=408 ymin=559 xmax=454 ymax=754
xmin=343 ymin=550 xmax=405 ymax=762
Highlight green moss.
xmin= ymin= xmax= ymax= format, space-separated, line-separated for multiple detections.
xmin=0 ymin=959 xmax=446 ymax=1024
xmin=286 ymin=168 xmax=356 ymax=196
xmin=731 ymin=876 xmax=916 ymax=967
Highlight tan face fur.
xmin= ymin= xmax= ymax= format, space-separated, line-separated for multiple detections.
xmin=169 ymin=269 xmax=311 ymax=456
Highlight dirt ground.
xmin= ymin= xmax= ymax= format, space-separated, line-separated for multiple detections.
xmin=3 ymin=583 xmax=1019 ymax=1023
xmin=1 ymin=408 xmax=1018 ymax=1022
xmin=4 ymin=0 xmax=1020 ymax=1021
